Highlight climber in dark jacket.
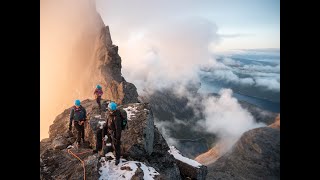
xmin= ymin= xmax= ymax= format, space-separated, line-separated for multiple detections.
xmin=69 ymin=99 xmax=87 ymax=145
xmin=93 ymin=102 xmax=123 ymax=165
xmin=94 ymin=84 xmax=103 ymax=110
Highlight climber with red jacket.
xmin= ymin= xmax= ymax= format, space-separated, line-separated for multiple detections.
xmin=69 ymin=99 xmax=87 ymax=145
xmin=94 ymin=84 xmax=103 ymax=110
xmin=93 ymin=102 xmax=125 ymax=166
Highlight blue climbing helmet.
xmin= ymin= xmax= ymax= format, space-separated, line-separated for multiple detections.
xmin=74 ymin=99 xmax=81 ymax=106
xmin=108 ymin=102 xmax=117 ymax=111
xmin=96 ymin=84 xmax=101 ymax=89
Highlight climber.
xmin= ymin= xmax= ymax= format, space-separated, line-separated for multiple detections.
xmin=69 ymin=99 xmax=87 ymax=146
xmin=94 ymin=84 xmax=103 ymax=111
xmin=93 ymin=102 xmax=125 ymax=166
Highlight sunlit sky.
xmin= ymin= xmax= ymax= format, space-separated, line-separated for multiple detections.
xmin=96 ymin=0 xmax=280 ymax=51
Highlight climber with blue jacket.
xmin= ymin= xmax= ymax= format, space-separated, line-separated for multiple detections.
xmin=69 ymin=99 xmax=87 ymax=145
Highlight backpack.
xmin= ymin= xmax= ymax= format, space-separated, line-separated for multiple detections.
xmin=73 ymin=105 xmax=86 ymax=121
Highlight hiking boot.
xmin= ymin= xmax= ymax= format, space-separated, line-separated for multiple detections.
xmin=115 ymin=159 xmax=120 ymax=166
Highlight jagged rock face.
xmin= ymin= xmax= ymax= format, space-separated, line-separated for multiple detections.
xmin=206 ymin=127 xmax=280 ymax=180
xmin=41 ymin=99 xmax=181 ymax=179
xmin=93 ymin=25 xmax=139 ymax=105
xmin=145 ymin=127 xmax=181 ymax=179
xmin=120 ymin=103 xmax=155 ymax=157
xmin=168 ymin=146 xmax=207 ymax=180
xmin=174 ymin=159 xmax=207 ymax=180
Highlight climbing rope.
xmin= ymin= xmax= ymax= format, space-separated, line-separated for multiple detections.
xmin=67 ymin=148 xmax=92 ymax=180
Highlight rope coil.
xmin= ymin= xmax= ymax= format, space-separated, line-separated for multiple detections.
xmin=67 ymin=148 xmax=92 ymax=180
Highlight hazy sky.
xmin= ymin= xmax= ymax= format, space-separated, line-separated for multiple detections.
xmin=96 ymin=0 xmax=280 ymax=51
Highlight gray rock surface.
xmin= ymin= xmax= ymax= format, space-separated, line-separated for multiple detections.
xmin=206 ymin=127 xmax=280 ymax=180
xmin=93 ymin=25 xmax=139 ymax=105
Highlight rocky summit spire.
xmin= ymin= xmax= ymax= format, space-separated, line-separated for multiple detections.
xmin=90 ymin=14 xmax=139 ymax=105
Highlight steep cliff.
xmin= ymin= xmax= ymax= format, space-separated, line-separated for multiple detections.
xmin=91 ymin=24 xmax=139 ymax=104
